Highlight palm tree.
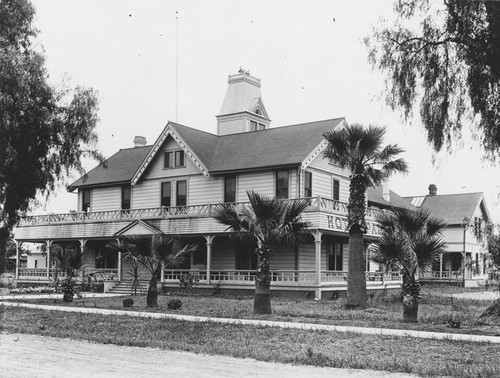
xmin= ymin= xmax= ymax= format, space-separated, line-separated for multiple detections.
xmin=110 ymin=235 xmax=197 ymax=308
xmin=323 ymin=124 xmax=408 ymax=309
xmin=51 ymin=244 xmax=86 ymax=302
xmin=211 ymin=190 xmax=311 ymax=314
xmin=371 ymin=207 xmax=446 ymax=322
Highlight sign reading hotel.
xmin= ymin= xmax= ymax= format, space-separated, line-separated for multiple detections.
xmin=326 ymin=215 xmax=381 ymax=235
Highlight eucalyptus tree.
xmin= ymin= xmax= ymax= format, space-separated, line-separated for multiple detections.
xmin=110 ymin=235 xmax=196 ymax=308
xmin=323 ymin=124 xmax=408 ymax=309
xmin=211 ymin=191 xmax=311 ymax=314
xmin=371 ymin=207 xmax=446 ymax=322
xmin=0 ymin=0 xmax=101 ymax=272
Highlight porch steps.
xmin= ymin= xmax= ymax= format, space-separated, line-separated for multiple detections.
xmin=107 ymin=281 xmax=150 ymax=295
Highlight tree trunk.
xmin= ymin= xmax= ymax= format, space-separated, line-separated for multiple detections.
xmin=146 ymin=267 xmax=159 ymax=308
xmin=254 ymin=247 xmax=272 ymax=314
xmin=403 ymin=294 xmax=419 ymax=322
xmin=346 ymin=173 xmax=368 ymax=309
xmin=347 ymin=229 xmax=368 ymax=309
xmin=402 ymin=273 xmax=420 ymax=323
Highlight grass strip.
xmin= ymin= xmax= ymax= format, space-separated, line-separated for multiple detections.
xmin=1 ymin=306 xmax=499 ymax=378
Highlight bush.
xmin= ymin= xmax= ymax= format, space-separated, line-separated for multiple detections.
xmin=179 ymin=272 xmax=200 ymax=294
xmin=122 ymin=298 xmax=134 ymax=308
xmin=10 ymin=286 xmax=56 ymax=294
xmin=167 ymin=298 xmax=182 ymax=310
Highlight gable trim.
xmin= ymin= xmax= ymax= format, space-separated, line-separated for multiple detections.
xmin=300 ymin=118 xmax=347 ymax=170
xmin=131 ymin=123 xmax=210 ymax=185
xmin=114 ymin=220 xmax=163 ymax=236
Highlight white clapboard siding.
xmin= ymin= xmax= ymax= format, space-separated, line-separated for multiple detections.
xmin=308 ymin=152 xmax=350 ymax=202
xmin=312 ymin=170 xmax=331 ymax=198
xmin=92 ymin=186 xmax=121 ymax=212
xmin=189 ymin=175 xmax=223 ymax=205
xmin=142 ymin=136 xmax=203 ymax=180
xmin=218 ymin=118 xmax=245 ymax=136
xmin=212 ymin=241 xmax=235 ymax=270
xmin=237 ymin=171 xmax=274 ymax=201
xmin=290 ymin=169 xmax=298 ymax=199
xmin=132 ymin=180 xmax=160 ymax=208
xmin=271 ymin=244 xmax=297 ymax=270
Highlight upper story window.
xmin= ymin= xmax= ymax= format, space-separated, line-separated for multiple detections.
xmin=304 ymin=171 xmax=312 ymax=197
xmin=224 ymin=176 xmax=236 ymax=203
xmin=121 ymin=185 xmax=131 ymax=210
xmin=333 ymin=179 xmax=340 ymax=201
xmin=164 ymin=150 xmax=185 ymax=169
xmin=276 ymin=170 xmax=289 ymax=199
xmin=161 ymin=182 xmax=171 ymax=207
xmin=82 ymin=189 xmax=91 ymax=212
xmin=176 ymin=180 xmax=187 ymax=206
xmin=250 ymin=121 xmax=257 ymax=131
xmin=257 ymin=123 xmax=265 ymax=130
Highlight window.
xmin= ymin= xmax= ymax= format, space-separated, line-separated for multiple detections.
xmin=224 ymin=176 xmax=236 ymax=203
xmin=161 ymin=182 xmax=171 ymax=207
xmin=82 ymin=189 xmax=91 ymax=212
xmin=333 ymin=179 xmax=340 ymax=201
xmin=328 ymin=244 xmax=343 ymax=271
xmin=121 ymin=185 xmax=131 ymax=210
xmin=250 ymin=121 xmax=257 ymax=131
xmin=276 ymin=170 xmax=289 ymax=198
xmin=258 ymin=123 xmax=265 ymax=130
xmin=164 ymin=150 xmax=185 ymax=168
xmin=176 ymin=180 xmax=187 ymax=206
xmin=304 ymin=171 xmax=312 ymax=197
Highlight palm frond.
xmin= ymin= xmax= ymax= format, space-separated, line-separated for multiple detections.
xmin=211 ymin=203 xmax=248 ymax=232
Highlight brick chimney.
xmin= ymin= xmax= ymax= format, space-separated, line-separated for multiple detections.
xmin=428 ymin=184 xmax=437 ymax=196
xmin=133 ymin=136 xmax=147 ymax=148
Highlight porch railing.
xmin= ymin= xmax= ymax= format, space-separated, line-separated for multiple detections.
xmin=420 ymin=271 xmax=473 ymax=280
xmin=162 ymin=269 xmax=402 ymax=285
xmin=18 ymin=196 xmax=388 ymax=226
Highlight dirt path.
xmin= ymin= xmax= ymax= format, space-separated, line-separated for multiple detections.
xmin=0 ymin=332 xmax=418 ymax=378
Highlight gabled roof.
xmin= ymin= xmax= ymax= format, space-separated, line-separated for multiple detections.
xmin=69 ymin=118 xmax=345 ymax=190
xmin=367 ymin=186 xmax=417 ymax=210
xmin=67 ymin=145 xmax=152 ymax=191
xmin=403 ymin=192 xmax=490 ymax=225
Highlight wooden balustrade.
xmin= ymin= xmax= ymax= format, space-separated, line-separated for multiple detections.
xmin=17 ymin=196 xmax=389 ymax=227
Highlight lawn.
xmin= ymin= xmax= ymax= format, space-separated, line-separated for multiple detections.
xmin=2 ymin=284 xmax=500 ymax=377
xmin=7 ymin=284 xmax=500 ymax=336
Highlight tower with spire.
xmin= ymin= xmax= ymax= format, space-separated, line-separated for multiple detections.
xmin=216 ymin=68 xmax=271 ymax=135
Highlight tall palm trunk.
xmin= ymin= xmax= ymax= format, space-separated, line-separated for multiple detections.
xmin=347 ymin=174 xmax=368 ymax=309
xmin=254 ymin=246 xmax=272 ymax=314
xmin=146 ymin=265 xmax=161 ymax=308
xmin=402 ymin=273 xmax=419 ymax=323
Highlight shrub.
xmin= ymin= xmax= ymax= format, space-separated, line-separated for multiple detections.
xmin=10 ymin=286 xmax=56 ymax=294
xmin=179 ymin=272 xmax=200 ymax=294
xmin=122 ymin=298 xmax=134 ymax=308
xmin=167 ymin=298 xmax=182 ymax=310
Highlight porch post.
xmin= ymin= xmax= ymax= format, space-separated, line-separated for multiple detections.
xmin=80 ymin=239 xmax=86 ymax=280
xmin=160 ymin=262 xmax=165 ymax=282
xmin=117 ymin=252 xmax=122 ymax=281
xmin=204 ymin=235 xmax=214 ymax=284
xmin=439 ymin=253 xmax=443 ymax=278
xmin=14 ymin=240 xmax=20 ymax=279
xmin=46 ymin=240 xmax=52 ymax=279
xmin=314 ymin=231 xmax=322 ymax=300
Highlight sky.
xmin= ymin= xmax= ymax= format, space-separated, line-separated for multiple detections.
xmin=30 ymin=0 xmax=499 ymax=221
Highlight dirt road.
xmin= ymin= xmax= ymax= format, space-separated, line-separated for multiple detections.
xmin=0 ymin=332 xmax=418 ymax=378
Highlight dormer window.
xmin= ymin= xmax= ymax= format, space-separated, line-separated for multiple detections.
xmin=164 ymin=150 xmax=185 ymax=169
xmin=250 ymin=121 xmax=257 ymax=131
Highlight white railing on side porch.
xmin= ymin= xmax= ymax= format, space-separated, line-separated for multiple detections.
xmin=162 ymin=269 xmax=402 ymax=286
xmin=18 ymin=196 xmax=390 ymax=227
xmin=420 ymin=271 xmax=473 ymax=280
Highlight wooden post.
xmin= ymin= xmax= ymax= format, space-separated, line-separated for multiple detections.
xmin=117 ymin=251 xmax=122 ymax=281
xmin=439 ymin=253 xmax=443 ymax=279
xmin=314 ymin=231 xmax=322 ymax=300
xmin=46 ymin=240 xmax=52 ymax=279
xmin=204 ymin=235 xmax=214 ymax=284
xmin=15 ymin=240 xmax=20 ymax=279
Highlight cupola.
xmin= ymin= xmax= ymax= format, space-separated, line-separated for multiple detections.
xmin=216 ymin=68 xmax=271 ymax=135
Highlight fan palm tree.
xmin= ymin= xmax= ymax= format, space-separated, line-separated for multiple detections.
xmin=323 ymin=124 xmax=408 ymax=309
xmin=51 ymin=244 xmax=86 ymax=302
xmin=109 ymin=235 xmax=197 ymax=308
xmin=211 ymin=190 xmax=311 ymax=314
xmin=371 ymin=207 xmax=446 ymax=322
